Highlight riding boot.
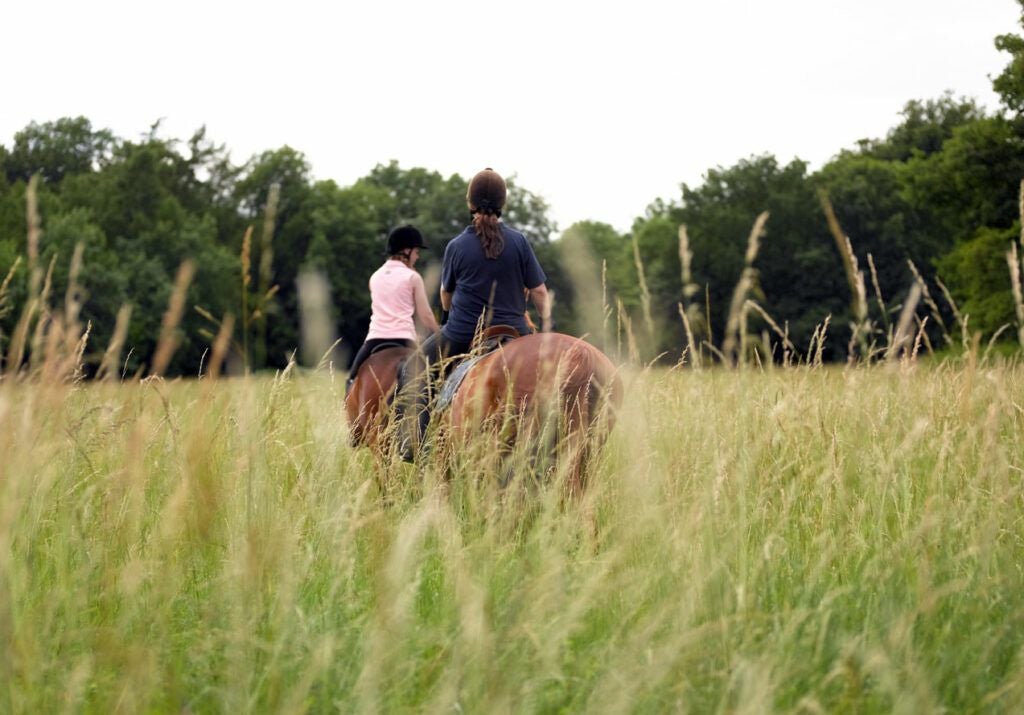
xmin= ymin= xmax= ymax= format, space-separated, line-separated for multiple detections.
xmin=394 ymin=381 xmax=421 ymax=463
xmin=344 ymin=376 xmax=355 ymax=398
xmin=395 ymin=401 xmax=414 ymax=463
xmin=397 ymin=391 xmax=431 ymax=463
xmin=396 ymin=331 xmax=445 ymax=463
xmin=417 ymin=405 xmax=431 ymax=452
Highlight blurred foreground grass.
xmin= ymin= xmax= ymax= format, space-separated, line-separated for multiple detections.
xmin=2 ymin=359 xmax=1024 ymax=713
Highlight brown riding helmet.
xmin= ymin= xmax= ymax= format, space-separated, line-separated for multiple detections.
xmin=467 ymin=168 xmax=507 ymax=216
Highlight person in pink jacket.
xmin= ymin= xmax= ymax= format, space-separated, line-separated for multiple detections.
xmin=346 ymin=225 xmax=440 ymax=395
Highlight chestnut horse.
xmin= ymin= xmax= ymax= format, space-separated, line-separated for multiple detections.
xmin=344 ymin=332 xmax=622 ymax=493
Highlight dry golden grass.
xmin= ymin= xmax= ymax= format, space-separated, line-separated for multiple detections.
xmin=2 ymin=355 xmax=1024 ymax=712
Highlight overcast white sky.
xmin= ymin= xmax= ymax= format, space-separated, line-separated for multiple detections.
xmin=3 ymin=0 xmax=1021 ymax=236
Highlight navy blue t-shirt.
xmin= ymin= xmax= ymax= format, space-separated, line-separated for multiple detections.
xmin=441 ymin=223 xmax=547 ymax=342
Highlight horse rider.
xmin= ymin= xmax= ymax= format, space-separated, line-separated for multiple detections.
xmin=346 ymin=224 xmax=440 ymax=397
xmin=401 ymin=167 xmax=552 ymax=459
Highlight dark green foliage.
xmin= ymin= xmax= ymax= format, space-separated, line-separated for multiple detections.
xmin=504 ymin=175 xmax=558 ymax=244
xmin=0 ymin=127 xmax=557 ymax=375
xmin=4 ymin=116 xmax=114 ymax=185
xmin=994 ymin=0 xmax=1024 ymax=114
xmin=629 ymin=156 xmax=848 ymax=360
xmin=809 ymin=95 xmax=1024 ymax=352
xmin=356 ymin=161 xmax=468 ymax=250
xmin=540 ymin=220 xmax=636 ymax=348
xmin=854 ymin=94 xmax=986 ymax=162
xmin=815 ymin=155 xmax=919 ymax=309
xmin=300 ymin=178 xmax=393 ymax=360
xmin=937 ymin=224 xmax=1020 ymax=336
xmin=903 ymin=117 xmax=1024 ymax=248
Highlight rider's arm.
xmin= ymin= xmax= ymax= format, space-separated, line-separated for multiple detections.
xmin=440 ymin=287 xmax=453 ymax=312
xmin=528 ymin=283 xmax=552 ymax=332
xmin=412 ymin=275 xmax=440 ymax=334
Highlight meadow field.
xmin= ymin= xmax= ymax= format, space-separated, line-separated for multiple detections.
xmin=2 ymin=355 xmax=1023 ymax=713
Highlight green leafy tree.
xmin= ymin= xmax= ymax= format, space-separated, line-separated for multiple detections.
xmin=233 ymin=146 xmax=313 ymax=368
xmin=655 ymin=156 xmax=845 ymax=359
xmin=0 ymin=176 xmax=25 ymax=348
xmin=994 ymin=0 xmax=1024 ymax=114
xmin=904 ymin=117 xmax=1024 ymax=248
xmin=355 ymin=162 xmax=556 ymax=246
xmin=855 ymin=94 xmax=985 ymax=161
xmin=357 ymin=162 xmax=467 ymax=246
xmin=183 ymin=126 xmax=247 ymax=245
xmin=815 ymin=155 xmax=921 ymax=328
xmin=909 ymin=117 xmax=1024 ymax=339
xmin=818 ymin=93 xmax=1019 ymax=343
xmin=504 ymin=176 xmax=557 ymax=244
xmin=4 ymin=117 xmax=114 ymax=185
xmin=35 ymin=208 xmax=122 ymax=339
xmin=0 ymin=120 xmax=566 ymax=374
xmin=929 ymin=2 xmax=1024 ymax=338
xmin=57 ymin=135 xmax=238 ymax=374
xmin=937 ymin=224 xmax=1020 ymax=336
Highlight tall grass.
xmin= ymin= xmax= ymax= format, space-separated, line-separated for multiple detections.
xmin=722 ymin=212 xmax=768 ymax=366
xmin=2 ymin=356 xmax=1024 ymax=712
xmin=819 ymin=190 xmax=870 ymax=361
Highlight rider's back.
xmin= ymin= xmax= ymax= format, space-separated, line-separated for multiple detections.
xmin=441 ymin=224 xmax=545 ymax=343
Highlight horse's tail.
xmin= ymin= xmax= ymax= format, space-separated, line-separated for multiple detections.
xmin=554 ymin=341 xmax=623 ymax=494
xmin=562 ymin=341 xmax=622 ymax=428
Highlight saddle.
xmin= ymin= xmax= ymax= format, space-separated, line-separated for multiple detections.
xmin=351 ymin=341 xmax=414 ymax=404
xmin=471 ymin=324 xmax=521 ymax=352
xmin=394 ymin=325 xmax=523 ymax=409
xmin=372 ymin=340 xmax=409 ymax=355
xmin=434 ymin=325 xmax=522 ymax=410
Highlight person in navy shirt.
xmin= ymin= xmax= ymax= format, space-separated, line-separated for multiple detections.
xmin=401 ymin=167 xmax=551 ymax=458
xmin=440 ymin=186 xmax=550 ymax=340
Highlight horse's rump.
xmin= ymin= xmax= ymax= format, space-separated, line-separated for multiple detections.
xmin=345 ymin=345 xmax=412 ymax=448
xmin=449 ymin=333 xmax=622 ymax=491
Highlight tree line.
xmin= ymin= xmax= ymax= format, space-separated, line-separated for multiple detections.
xmin=549 ymin=3 xmax=1024 ymax=362
xmin=2 ymin=5 xmax=1024 ymax=374
xmin=0 ymin=128 xmax=556 ymax=376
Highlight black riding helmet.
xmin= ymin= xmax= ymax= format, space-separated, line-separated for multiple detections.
xmin=385 ymin=224 xmax=428 ymax=255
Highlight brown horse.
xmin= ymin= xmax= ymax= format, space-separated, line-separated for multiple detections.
xmin=345 ymin=333 xmax=623 ymax=493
